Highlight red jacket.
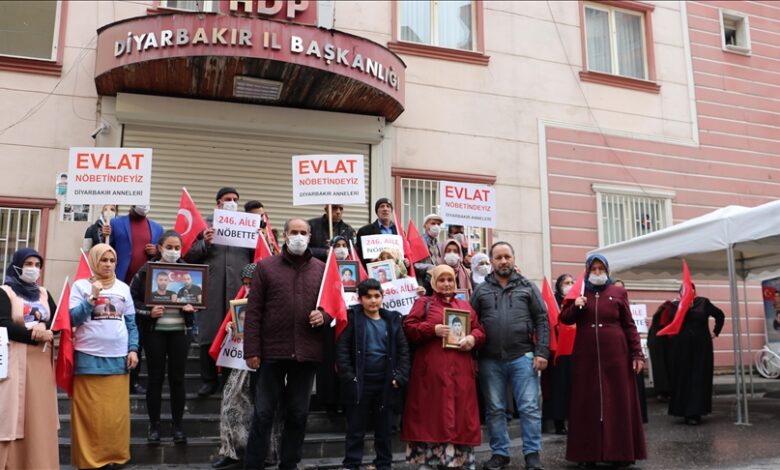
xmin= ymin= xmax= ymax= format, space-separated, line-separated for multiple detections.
xmin=244 ymin=247 xmax=330 ymax=363
xmin=401 ymin=294 xmax=485 ymax=446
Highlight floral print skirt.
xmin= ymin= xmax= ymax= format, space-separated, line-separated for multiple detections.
xmin=406 ymin=442 xmax=476 ymax=470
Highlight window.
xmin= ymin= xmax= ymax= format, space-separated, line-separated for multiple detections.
xmin=720 ymin=9 xmax=751 ymax=55
xmin=0 ymin=207 xmax=42 ymax=283
xmin=592 ymin=184 xmax=674 ymax=247
xmin=158 ymin=0 xmax=217 ymax=12
xmin=0 ymin=1 xmax=61 ymax=61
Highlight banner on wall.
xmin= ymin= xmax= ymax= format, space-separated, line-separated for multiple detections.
xmin=439 ymin=181 xmax=496 ymax=228
xmin=292 ymin=154 xmax=365 ymax=206
xmin=66 ymin=148 xmax=152 ymax=205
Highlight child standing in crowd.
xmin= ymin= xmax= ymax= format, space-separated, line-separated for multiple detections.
xmin=336 ymin=279 xmax=410 ymax=470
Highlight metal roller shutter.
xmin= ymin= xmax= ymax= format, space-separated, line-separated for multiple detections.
xmin=122 ymin=124 xmax=372 ymax=233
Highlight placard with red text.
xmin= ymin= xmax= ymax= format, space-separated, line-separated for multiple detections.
xmin=439 ymin=181 xmax=496 ymax=228
xmin=212 ymin=209 xmax=262 ymax=249
xmin=67 ymin=147 xmax=152 ymax=205
xmin=292 ymin=154 xmax=365 ymax=206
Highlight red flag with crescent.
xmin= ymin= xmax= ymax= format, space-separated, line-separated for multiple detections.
xmin=174 ymin=187 xmax=208 ymax=255
xmin=657 ymin=259 xmax=695 ymax=336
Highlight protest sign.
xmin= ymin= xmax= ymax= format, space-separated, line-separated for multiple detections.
xmin=212 ymin=209 xmax=261 ymax=249
xmin=67 ymin=147 xmax=152 ymax=205
xmin=630 ymin=304 xmax=649 ymax=334
xmin=292 ymin=154 xmax=365 ymax=205
xmin=360 ymin=234 xmax=404 ymax=260
xmin=215 ymin=329 xmax=255 ymax=371
xmin=343 ymin=291 xmax=359 ymax=308
xmin=381 ymin=278 xmax=420 ymax=316
xmin=439 ymin=181 xmax=496 ymax=228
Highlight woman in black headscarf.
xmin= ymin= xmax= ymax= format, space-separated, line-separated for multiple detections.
xmin=542 ymin=274 xmax=575 ymax=434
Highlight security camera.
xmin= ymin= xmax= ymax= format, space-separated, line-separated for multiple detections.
xmin=91 ymin=121 xmax=110 ymax=139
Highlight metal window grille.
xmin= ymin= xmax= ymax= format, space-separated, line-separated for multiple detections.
xmin=599 ymin=193 xmax=668 ymax=246
xmin=0 ymin=207 xmax=41 ymax=283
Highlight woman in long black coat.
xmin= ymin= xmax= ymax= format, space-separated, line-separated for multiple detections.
xmin=667 ymin=289 xmax=725 ymax=424
xmin=541 ymin=273 xmax=574 ymax=434
xmin=647 ymin=300 xmax=675 ymax=400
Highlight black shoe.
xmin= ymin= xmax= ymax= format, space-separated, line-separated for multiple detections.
xmin=611 ymin=462 xmax=635 ymax=468
xmin=147 ymin=423 xmax=160 ymax=445
xmin=554 ymin=420 xmax=567 ymax=435
xmin=212 ymin=455 xmax=241 ymax=469
xmin=173 ymin=426 xmax=187 ymax=444
xmin=130 ymin=382 xmax=146 ymax=395
xmin=525 ymin=452 xmax=544 ymax=470
xmin=198 ymin=382 xmax=218 ymax=397
xmin=483 ymin=454 xmax=511 ymax=470
xmin=577 ymin=464 xmax=597 ymax=469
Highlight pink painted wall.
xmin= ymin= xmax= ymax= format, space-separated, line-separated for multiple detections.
xmin=546 ymin=1 xmax=780 ymax=368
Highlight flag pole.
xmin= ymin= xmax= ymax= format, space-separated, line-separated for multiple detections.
xmin=43 ymin=276 xmax=69 ymax=353
xmin=328 ymin=204 xmax=333 ymax=241
xmin=316 ymin=247 xmax=334 ymax=307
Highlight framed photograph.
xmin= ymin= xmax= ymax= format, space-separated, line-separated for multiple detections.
xmin=366 ymin=260 xmax=396 ymax=284
xmin=337 ymin=260 xmax=359 ymax=292
xmin=454 ymin=289 xmax=470 ymax=301
xmin=144 ymin=262 xmax=209 ymax=308
xmin=230 ymin=299 xmax=248 ymax=339
xmin=443 ymin=308 xmax=471 ymax=349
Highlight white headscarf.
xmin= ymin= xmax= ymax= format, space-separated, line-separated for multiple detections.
xmin=471 ymin=252 xmax=490 ymax=285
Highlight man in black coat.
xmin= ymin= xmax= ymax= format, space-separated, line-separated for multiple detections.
xmin=355 ymin=198 xmax=397 ymax=267
xmin=308 ymin=204 xmax=356 ymax=262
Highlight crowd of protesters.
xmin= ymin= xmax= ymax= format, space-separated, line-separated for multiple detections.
xmin=0 ymin=187 xmax=729 ymax=470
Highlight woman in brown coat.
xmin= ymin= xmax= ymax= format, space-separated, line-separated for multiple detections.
xmin=560 ymin=254 xmax=646 ymax=468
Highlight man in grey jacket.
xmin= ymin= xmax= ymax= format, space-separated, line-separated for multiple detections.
xmin=471 ymin=241 xmax=549 ymax=470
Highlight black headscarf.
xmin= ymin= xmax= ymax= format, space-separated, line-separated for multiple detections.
xmin=4 ymin=247 xmax=44 ymax=302
xmin=554 ymin=273 xmax=573 ymax=307
xmin=585 ymin=253 xmax=612 ymax=292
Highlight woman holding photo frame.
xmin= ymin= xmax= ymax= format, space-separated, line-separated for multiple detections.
xmin=402 ymin=265 xmax=485 ymax=470
xmin=130 ymin=230 xmax=196 ymax=445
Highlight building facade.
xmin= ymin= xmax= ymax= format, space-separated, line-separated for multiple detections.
xmin=1 ymin=0 xmax=778 ymax=368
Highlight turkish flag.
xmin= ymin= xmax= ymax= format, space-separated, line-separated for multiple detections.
xmin=562 ymin=271 xmax=586 ymax=307
xmin=174 ymin=188 xmax=208 ymax=255
xmin=254 ymin=231 xmax=273 ymax=263
xmin=406 ymin=219 xmax=431 ymax=264
xmin=349 ymin=240 xmax=369 ymax=281
xmin=209 ymin=286 xmax=247 ymax=362
xmin=540 ymin=277 xmax=559 ymax=353
xmin=264 ymin=217 xmax=280 ymax=254
xmin=393 ymin=210 xmax=415 ymax=278
xmin=556 ymin=271 xmax=584 ymax=360
xmin=54 ymin=251 xmax=92 ymax=397
xmin=658 ymin=259 xmax=694 ymax=336
xmin=317 ymin=248 xmax=348 ymax=340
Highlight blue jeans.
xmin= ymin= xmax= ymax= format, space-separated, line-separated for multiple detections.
xmin=479 ymin=355 xmax=542 ymax=457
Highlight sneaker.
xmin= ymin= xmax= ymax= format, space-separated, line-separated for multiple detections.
xmin=147 ymin=422 xmax=160 ymax=445
xmin=173 ymin=426 xmax=187 ymax=444
xmin=525 ymin=452 xmax=544 ymax=470
xmin=483 ymin=454 xmax=511 ymax=470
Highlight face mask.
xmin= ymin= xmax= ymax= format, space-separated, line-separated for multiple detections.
xmin=444 ymin=252 xmax=461 ymax=267
xmin=222 ymin=201 xmax=238 ymax=212
xmin=428 ymin=225 xmax=441 ymax=237
xmin=476 ymin=265 xmax=491 ymax=276
xmin=133 ymin=205 xmax=149 ymax=216
xmin=562 ymin=285 xmax=572 ymax=296
xmin=287 ymin=235 xmax=308 ymax=255
xmin=161 ymin=249 xmax=181 ymax=263
xmin=102 ymin=209 xmax=116 ymax=222
xmin=589 ymin=273 xmax=608 ymax=286
xmin=334 ymin=247 xmax=349 ymax=260
xmin=454 ymin=233 xmax=465 ymax=244
xmin=19 ymin=266 xmax=40 ymax=284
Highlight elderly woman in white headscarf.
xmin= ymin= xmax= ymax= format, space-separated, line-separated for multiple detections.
xmin=470 ymin=253 xmax=491 ymax=286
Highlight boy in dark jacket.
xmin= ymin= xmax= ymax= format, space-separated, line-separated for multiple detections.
xmin=336 ymin=279 xmax=410 ymax=470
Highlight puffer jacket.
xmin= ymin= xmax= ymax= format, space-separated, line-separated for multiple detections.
xmin=243 ymin=246 xmax=329 ymax=362
xmin=471 ymin=272 xmax=550 ymax=360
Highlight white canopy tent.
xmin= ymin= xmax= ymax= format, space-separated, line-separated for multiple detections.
xmin=588 ymin=199 xmax=780 ymax=425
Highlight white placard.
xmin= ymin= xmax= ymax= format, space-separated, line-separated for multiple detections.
xmin=212 ymin=209 xmax=261 ymax=248
xmin=343 ymin=291 xmax=359 ymax=308
xmin=631 ymin=304 xmax=649 ymax=334
xmin=215 ymin=329 xmax=255 ymax=371
xmin=360 ymin=234 xmax=404 ymax=259
xmin=381 ymin=278 xmax=420 ymax=316
xmin=66 ymin=147 xmax=152 ymax=205
xmin=0 ymin=327 xmax=8 ymax=380
xmin=439 ymin=181 xmax=496 ymax=228
xmin=292 ymin=154 xmax=365 ymax=206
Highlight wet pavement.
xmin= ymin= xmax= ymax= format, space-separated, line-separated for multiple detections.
xmin=62 ymin=393 xmax=780 ymax=469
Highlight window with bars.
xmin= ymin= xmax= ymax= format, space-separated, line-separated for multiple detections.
xmin=0 ymin=207 xmax=41 ymax=283
xmin=593 ymin=184 xmax=673 ymax=247
xmin=400 ymin=176 xmax=488 ymax=254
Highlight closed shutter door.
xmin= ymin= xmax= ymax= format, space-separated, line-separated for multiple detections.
xmin=122 ymin=125 xmax=371 ymax=232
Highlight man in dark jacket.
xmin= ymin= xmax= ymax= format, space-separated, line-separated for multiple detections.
xmin=308 ymin=204 xmax=356 ymax=262
xmin=355 ymin=197 xmax=397 ymax=267
xmin=336 ymin=279 xmax=410 ymax=470
xmin=471 ymin=241 xmax=549 ymax=470
xmin=243 ymin=218 xmax=330 ymax=470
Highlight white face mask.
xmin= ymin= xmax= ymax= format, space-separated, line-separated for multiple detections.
xmin=287 ymin=235 xmax=308 ymax=255
xmin=589 ymin=273 xmax=608 ymax=286
xmin=334 ymin=247 xmax=349 ymax=260
xmin=161 ymin=249 xmax=181 ymax=263
xmin=19 ymin=266 xmax=41 ymax=284
xmin=133 ymin=205 xmax=149 ymax=216
xmin=222 ymin=201 xmax=238 ymax=212
xmin=476 ymin=265 xmax=491 ymax=276
xmin=444 ymin=252 xmax=461 ymax=267
xmin=428 ymin=224 xmax=441 ymax=237
xmin=102 ymin=209 xmax=116 ymax=222
xmin=453 ymin=233 xmax=465 ymax=244
xmin=562 ymin=285 xmax=572 ymax=296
